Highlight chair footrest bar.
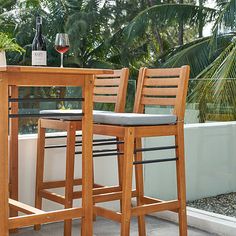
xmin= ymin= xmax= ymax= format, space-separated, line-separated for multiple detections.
xmin=140 ymin=196 xmax=162 ymax=204
xmin=40 ymin=190 xmax=65 ymax=205
xmin=45 ymin=134 xmax=82 ymax=139
xmin=73 ymin=186 xmax=122 ymax=199
xmin=94 ymin=206 xmax=121 ymax=222
xmin=76 ymin=148 xmax=118 ymax=155
xmin=134 ymin=145 xmax=177 ymax=153
xmin=133 ymin=157 xmax=178 ymax=165
xmin=9 ymin=207 xmax=83 ymax=229
xmin=9 ymin=199 xmax=44 ymax=215
xmin=132 ymin=200 xmax=179 ymax=216
xmin=92 ymin=152 xmax=124 ymax=158
xmin=45 ymin=141 xmax=123 ymax=149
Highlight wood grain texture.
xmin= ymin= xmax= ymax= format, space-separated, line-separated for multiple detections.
xmin=175 ymin=122 xmax=188 ymax=236
xmin=64 ymin=122 xmax=76 ymax=236
xmin=134 ymin=138 xmax=146 ymax=236
xmin=144 ymin=78 xmax=179 ymax=86
xmin=120 ymin=127 xmax=135 ymax=236
xmin=34 ymin=119 xmax=46 ymax=230
xmin=1 ymin=66 xmax=113 ymax=74
xmin=9 ymin=208 xmax=83 ymax=229
xmin=0 ymin=73 xmax=9 ymax=236
xmin=81 ymin=75 xmax=94 ymax=236
xmin=9 ymin=86 xmax=19 ymax=221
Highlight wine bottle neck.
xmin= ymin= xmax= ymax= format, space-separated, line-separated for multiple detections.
xmin=35 ymin=16 xmax=43 ymax=35
xmin=36 ymin=23 xmax=42 ymax=35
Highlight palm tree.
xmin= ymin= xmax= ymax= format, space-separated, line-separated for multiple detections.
xmin=123 ymin=0 xmax=236 ymax=122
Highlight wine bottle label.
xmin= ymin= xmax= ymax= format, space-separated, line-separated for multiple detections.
xmin=32 ymin=51 xmax=47 ymax=66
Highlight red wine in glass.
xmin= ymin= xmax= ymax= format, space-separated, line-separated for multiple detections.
xmin=55 ymin=45 xmax=69 ymax=54
xmin=54 ymin=33 xmax=70 ymax=68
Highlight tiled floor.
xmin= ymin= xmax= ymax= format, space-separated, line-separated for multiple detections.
xmin=11 ymin=216 xmax=217 ymax=236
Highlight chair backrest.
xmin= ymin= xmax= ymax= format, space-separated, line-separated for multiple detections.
xmin=133 ymin=66 xmax=190 ymax=121
xmin=93 ymin=68 xmax=129 ymax=112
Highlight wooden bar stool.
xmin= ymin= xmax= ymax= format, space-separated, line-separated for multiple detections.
xmin=92 ymin=66 xmax=190 ymax=236
xmin=34 ymin=68 xmax=129 ymax=235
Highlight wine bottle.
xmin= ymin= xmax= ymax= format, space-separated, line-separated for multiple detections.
xmin=32 ymin=16 xmax=47 ymax=66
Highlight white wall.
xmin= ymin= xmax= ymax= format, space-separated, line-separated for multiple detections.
xmin=17 ymin=121 xmax=236 ymax=210
xmin=144 ymin=121 xmax=236 ymax=201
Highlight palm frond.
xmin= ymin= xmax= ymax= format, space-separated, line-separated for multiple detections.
xmin=210 ymin=0 xmax=236 ymax=52
xmin=188 ymin=37 xmax=236 ymax=121
xmin=124 ymin=3 xmax=217 ymax=43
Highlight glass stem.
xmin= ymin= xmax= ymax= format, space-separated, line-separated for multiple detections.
xmin=60 ymin=53 xmax=63 ymax=68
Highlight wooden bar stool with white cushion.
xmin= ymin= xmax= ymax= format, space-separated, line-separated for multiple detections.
xmin=34 ymin=68 xmax=129 ymax=236
xmin=92 ymin=66 xmax=190 ymax=236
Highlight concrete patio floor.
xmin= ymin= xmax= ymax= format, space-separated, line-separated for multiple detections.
xmin=11 ymin=216 xmax=217 ymax=236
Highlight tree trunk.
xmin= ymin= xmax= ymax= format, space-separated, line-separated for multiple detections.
xmin=178 ymin=0 xmax=184 ymax=46
xmin=198 ymin=0 xmax=204 ymax=38
xmin=147 ymin=0 xmax=164 ymax=54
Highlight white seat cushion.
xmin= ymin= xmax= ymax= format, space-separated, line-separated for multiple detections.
xmin=93 ymin=112 xmax=177 ymax=126
xmin=40 ymin=109 xmax=106 ymax=120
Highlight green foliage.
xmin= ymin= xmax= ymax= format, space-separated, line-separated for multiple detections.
xmin=2 ymin=0 xmax=236 ymax=127
xmin=0 ymin=32 xmax=25 ymax=53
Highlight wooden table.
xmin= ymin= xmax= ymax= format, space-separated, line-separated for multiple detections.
xmin=0 ymin=66 xmax=112 ymax=236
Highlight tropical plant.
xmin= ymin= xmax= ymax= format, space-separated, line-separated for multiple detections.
xmin=160 ymin=0 xmax=236 ymax=122
xmin=122 ymin=0 xmax=236 ymax=122
xmin=0 ymin=32 xmax=24 ymax=52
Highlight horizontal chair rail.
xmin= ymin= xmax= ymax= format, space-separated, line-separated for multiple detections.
xmin=73 ymin=185 xmax=122 ymax=199
xmin=9 ymin=97 xmax=84 ymax=102
xmin=9 ymin=207 xmax=83 ymax=229
xmin=132 ymin=200 xmax=179 ymax=216
xmin=45 ymin=140 xmax=123 ymax=149
xmin=9 ymin=199 xmax=44 ymax=215
xmin=40 ymin=190 xmax=65 ymax=205
xmin=42 ymin=179 xmax=82 ymax=189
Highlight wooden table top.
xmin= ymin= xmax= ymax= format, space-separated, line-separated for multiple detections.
xmin=0 ymin=66 xmax=113 ymax=75
xmin=0 ymin=66 xmax=114 ymax=87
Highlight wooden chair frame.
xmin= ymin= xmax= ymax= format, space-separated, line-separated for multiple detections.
xmin=34 ymin=68 xmax=129 ymax=235
xmin=92 ymin=65 xmax=190 ymax=236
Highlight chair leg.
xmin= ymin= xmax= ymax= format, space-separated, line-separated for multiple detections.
xmin=64 ymin=123 xmax=76 ymax=236
xmin=92 ymin=157 xmax=97 ymax=221
xmin=175 ymin=123 xmax=188 ymax=236
xmin=121 ymin=128 xmax=135 ymax=236
xmin=117 ymin=137 xmax=124 ymax=212
xmin=34 ymin=119 xmax=46 ymax=230
xmin=134 ymin=138 xmax=146 ymax=236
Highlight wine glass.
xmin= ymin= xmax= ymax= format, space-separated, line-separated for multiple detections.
xmin=54 ymin=33 xmax=70 ymax=68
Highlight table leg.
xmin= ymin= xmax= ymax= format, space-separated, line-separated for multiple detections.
xmin=9 ymin=86 xmax=19 ymax=219
xmin=0 ymin=76 xmax=9 ymax=236
xmin=81 ymin=75 xmax=94 ymax=236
